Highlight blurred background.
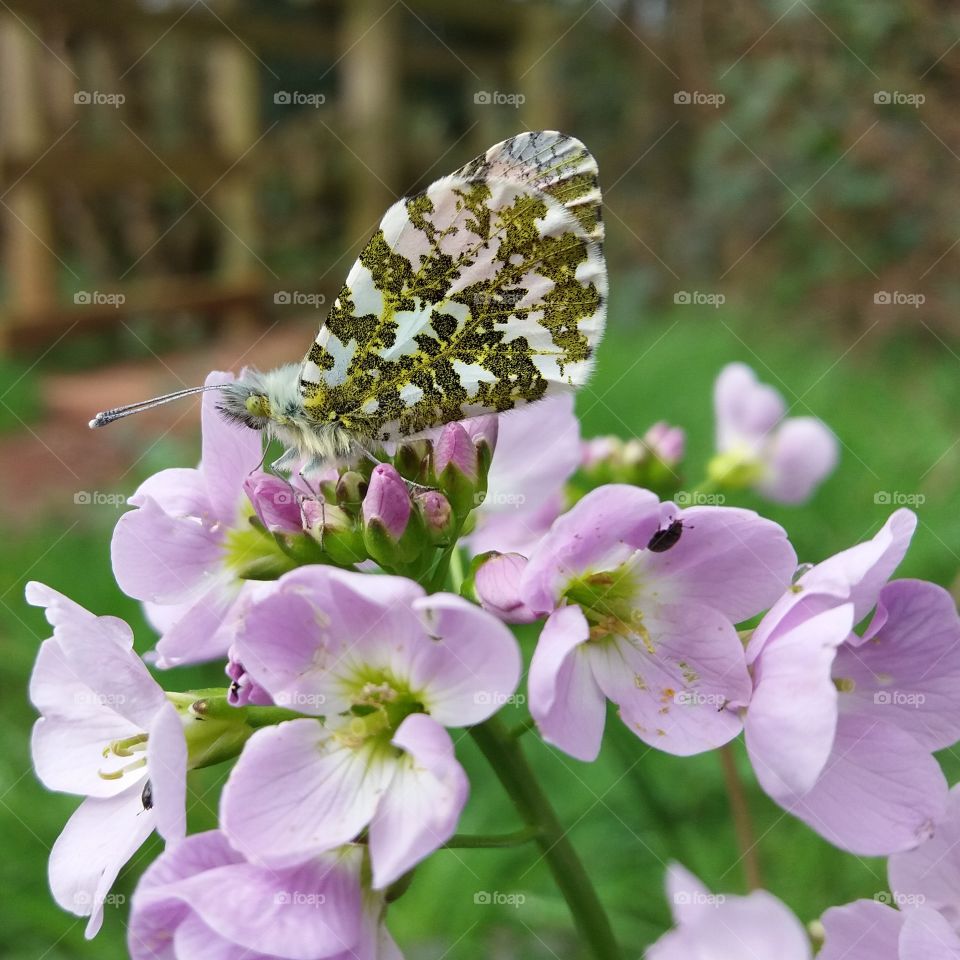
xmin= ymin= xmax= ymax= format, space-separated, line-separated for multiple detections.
xmin=2 ymin=0 xmax=959 ymax=957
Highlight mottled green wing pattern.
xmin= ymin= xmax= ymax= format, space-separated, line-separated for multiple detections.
xmin=299 ymin=131 xmax=607 ymax=443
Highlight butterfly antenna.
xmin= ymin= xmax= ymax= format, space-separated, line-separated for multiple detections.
xmin=88 ymin=383 xmax=227 ymax=429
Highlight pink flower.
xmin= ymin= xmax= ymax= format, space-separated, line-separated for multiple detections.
xmin=473 ymin=552 xmax=539 ymax=624
xmin=220 ymin=566 xmax=521 ymax=889
xmin=363 ymin=464 xmax=412 ymax=539
xmin=433 ymin=421 xmax=478 ymax=480
xmin=648 ymin=863 xmax=812 ymax=960
xmin=27 ymin=582 xmax=187 ymax=937
xmin=744 ymin=509 xmax=960 ymax=854
xmin=820 ymin=900 xmax=960 ymax=960
xmin=521 ymin=485 xmax=797 ymax=761
xmin=245 ymin=470 xmax=303 ymax=534
xmin=469 ymin=394 xmax=582 ymax=556
xmin=712 ymin=362 xmax=838 ymax=504
xmin=111 ymin=370 xmax=265 ymax=667
xmin=127 ymin=831 xmax=399 ymax=960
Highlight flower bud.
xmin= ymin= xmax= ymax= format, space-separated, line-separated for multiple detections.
xmin=416 ymin=490 xmax=455 ymax=545
xmin=644 ymin=421 xmax=685 ymax=466
xmin=336 ymin=471 xmax=368 ymax=516
xmin=363 ymin=464 xmax=411 ymax=539
xmin=303 ymin=499 xmax=367 ymax=567
xmin=468 ymin=552 xmax=539 ymax=624
xmin=394 ymin=440 xmax=432 ymax=484
xmin=434 ymin=422 xmax=478 ymax=481
xmin=244 ymin=472 xmax=302 ymax=534
xmin=464 ymin=415 xmax=499 ymax=479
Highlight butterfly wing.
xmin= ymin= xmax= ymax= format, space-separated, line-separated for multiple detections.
xmin=299 ymin=131 xmax=607 ymax=444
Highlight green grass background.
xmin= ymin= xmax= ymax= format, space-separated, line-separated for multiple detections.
xmin=2 ymin=301 xmax=959 ymax=959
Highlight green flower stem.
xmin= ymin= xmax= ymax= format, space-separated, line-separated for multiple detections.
xmin=441 ymin=826 xmax=541 ymax=849
xmin=471 ymin=717 xmax=624 ymax=960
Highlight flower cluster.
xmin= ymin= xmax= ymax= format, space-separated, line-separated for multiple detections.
xmin=26 ymin=363 xmax=960 ymax=959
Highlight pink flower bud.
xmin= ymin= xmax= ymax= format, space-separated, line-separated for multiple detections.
xmin=362 ymin=464 xmax=411 ymax=539
xmin=418 ymin=490 xmax=453 ymax=534
xmin=434 ymin=422 xmax=478 ymax=480
xmin=243 ymin=472 xmax=302 ymax=534
xmin=644 ymin=421 xmax=685 ymax=466
xmin=474 ymin=552 xmax=539 ymax=624
xmin=463 ymin=415 xmax=499 ymax=456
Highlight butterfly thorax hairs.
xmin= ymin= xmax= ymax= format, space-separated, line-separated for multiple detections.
xmin=217 ymin=364 xmax=358 ymax=469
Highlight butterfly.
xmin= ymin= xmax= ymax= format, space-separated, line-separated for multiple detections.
xmin=90 ymin=131 xmax=607 ymax=470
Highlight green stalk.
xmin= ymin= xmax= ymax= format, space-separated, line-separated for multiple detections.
xmin=441 ymin=826 xmax=540 ymax=849
xmin=471 ymin=717 xmax=623 ymax=960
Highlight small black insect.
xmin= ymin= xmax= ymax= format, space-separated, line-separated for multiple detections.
xmin=647 ymin=518 xmax=685 ymax=553
xmin=141 ymin=779 xmax=153 ymax=811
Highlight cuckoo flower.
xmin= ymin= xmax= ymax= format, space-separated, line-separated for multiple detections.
xmin=522 ymin=484 xmax=797 ymax=761
xmin=745 ymin=509 xmax=960 ymax=854
xmin=820 ymin=899 xmax=960 ymax=960
xmin=221 ymin=566 xmax=521 ymax=888
xmin=27 ymin=582 xmax=187 ymax=937
xmin=711 ymin=362 xmax=838 ymax=503
xmin=111 ymin=371 xmax=266 ymax=667
xmin=647 ymin=863 xmax=812 ymax=960
xmin=470 ymin=394 xmax=581 ymax=556
xmin=128 ymin=831 xmax=400 ymax=960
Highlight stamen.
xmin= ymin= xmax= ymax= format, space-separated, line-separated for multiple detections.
xmin=98 ymin=757 xmax=147 ymax=780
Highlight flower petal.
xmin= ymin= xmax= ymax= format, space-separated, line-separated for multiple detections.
xmin=746 ymin=603 xmax=854 ymax=801
xmin=888 ymin=784 xmax=960 ymax=932
xmin=201 ymin=370 xmax=264 ymax=525
xmin=805 ymin=508 xmax=916 ymax=625
xmin=900 ymin=905 xmax=960 ymax=959
xmin=638 ymin=505 xmax=797 ymax=624
xmin=152 ymin=581 xmax=244 ymax=669
xmin=714 ymin=362 xmax=786 ymax=451
xmin=409 ymin=593 xmax=522 ymax=726
xmin=757 ymin=416 xmax=839 ymax=504
xmin=591 ymin=602 xmax=751 ymax=756
xmin=528 ymin=605 xmax=606 ymax=761
xmin=521 ymin=484 xmax=661 ymax=615
xmin=147 ymin=702 xmax=187 ymax=843
xmin=663 ymin=862 xmax=712 ymax=926
xmin=221 ymin=719 xmax=395 ymax=866
xmin=128 ymin=467 xmax=211 ymax=518
xmin=473 ymin=552 xmax=540 ymax=624
xmin=50 ymin=788 xmax=156 ymax=938
xmin=369 ymin=714 xmax=469 ymax=888
xmin=787 ymin=713 xmax=946 ymax=855
xmin=112 ymin=496 xmax=223 ymax=605
xmin=833 ymin=579 xmax=960 ymax=751
xmin=819 ymin=899 xmax=903 ymax=960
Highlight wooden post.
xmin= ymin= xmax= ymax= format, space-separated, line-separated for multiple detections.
xmin=208 ymin=28 xmax=261 ymax=338
xmin=512 ymin=1 xmax=564 ymax=132
xmin=0 ymin=15 xmax=57 ymax=348
xmin=339 ymin=0 xmax=400 ymax=252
